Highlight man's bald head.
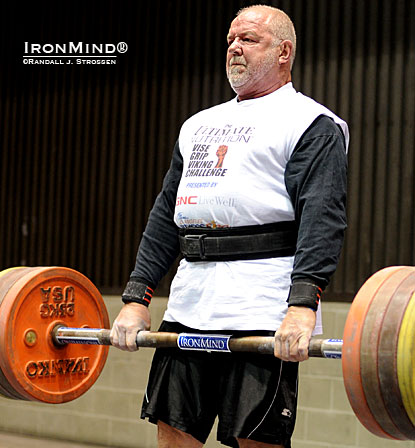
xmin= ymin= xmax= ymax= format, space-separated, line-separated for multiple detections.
xmin=236 ymin=5 xmax=296 ymax=68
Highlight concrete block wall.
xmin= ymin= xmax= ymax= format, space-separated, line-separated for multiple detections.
xmin=0 ymin=298 xmax=414 ymax=448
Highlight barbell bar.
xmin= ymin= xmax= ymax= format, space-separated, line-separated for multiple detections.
xmin=52 ymin=325 xmax=343 ymax=358
xmin=0 ymin=265 xmax=414 ymax=441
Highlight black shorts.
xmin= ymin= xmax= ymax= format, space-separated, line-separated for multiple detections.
xmin=141 ymin=321 xmax=298 ymax=448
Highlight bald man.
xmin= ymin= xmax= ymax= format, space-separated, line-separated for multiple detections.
xmin=111 ymin=5 xmax=349 ymax=448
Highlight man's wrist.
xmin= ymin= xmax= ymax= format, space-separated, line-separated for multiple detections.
xmin=287 ymin=280 xmax=322 ymax=312
xmin=121 ymin=280 xmax=154 ymax=307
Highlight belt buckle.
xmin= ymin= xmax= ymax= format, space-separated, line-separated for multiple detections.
xmin=185 ymin=234 xmax=207 ymax=260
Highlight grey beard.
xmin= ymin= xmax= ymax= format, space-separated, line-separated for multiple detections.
xmin=227 ymin=66 xmax=249 ymax=89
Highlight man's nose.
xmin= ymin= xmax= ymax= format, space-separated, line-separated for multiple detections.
xmin=228 ymin=39 xmax=243 ymax=55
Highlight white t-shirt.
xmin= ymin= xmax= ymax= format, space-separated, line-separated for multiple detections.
xmin=163 ymin=83 xmax=348 ymax=332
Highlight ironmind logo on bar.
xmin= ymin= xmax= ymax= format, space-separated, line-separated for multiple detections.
xmin=177 ymin=334 xmax=231 ymax=352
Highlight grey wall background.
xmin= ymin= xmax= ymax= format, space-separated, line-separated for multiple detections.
xmin=1 ymin=0 xmax=414 ymax=300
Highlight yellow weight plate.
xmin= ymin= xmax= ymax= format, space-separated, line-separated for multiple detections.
xmin=397 ymin=292 xmax=415 ymax=425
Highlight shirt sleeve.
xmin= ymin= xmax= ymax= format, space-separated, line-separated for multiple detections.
xmin=285 ymin=115 xmax=348 ymax=290
xmin=129 ymin=140 xmax=183 ymax=288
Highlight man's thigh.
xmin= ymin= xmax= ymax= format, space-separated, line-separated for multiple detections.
xmin=217 ymin=351 xmax=298 ymax=447
xmin=158 ymin=421 xmax=203 ymax=448
xmin=157 ymin=423 xmax=285 ymax=448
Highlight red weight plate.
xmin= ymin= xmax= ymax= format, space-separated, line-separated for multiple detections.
xmin=342 ymin=266 xmax=402 ymax=439
xmin=360 ymin=267 xmax=415 ymax=439
xmin=0 ymin=267 xmax=109 ymax=403
xmin=377 ymin=270 xmax=415 ymax=438
xmin=0 ymin=267 xmax=36 ymax=400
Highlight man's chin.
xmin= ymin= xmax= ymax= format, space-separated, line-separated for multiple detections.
xmin=227 ymin=75 xmax=249 ymax=91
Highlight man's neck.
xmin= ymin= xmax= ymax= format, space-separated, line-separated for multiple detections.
xmin=236 ymin=75 xmax=292 ymax=101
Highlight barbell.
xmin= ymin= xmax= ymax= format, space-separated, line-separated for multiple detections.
xmin=0 ymin=265 xmax=414 ymax=441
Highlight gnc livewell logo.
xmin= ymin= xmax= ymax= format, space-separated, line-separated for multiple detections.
xmin=23 ymin=42 xmax=128 ymax=65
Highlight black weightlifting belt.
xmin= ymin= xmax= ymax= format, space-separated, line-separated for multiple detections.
xmin=179 ymin=221 xmax=297 ymax=262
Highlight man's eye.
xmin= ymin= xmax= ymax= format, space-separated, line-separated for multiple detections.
xmin=243 ymin=38 xmax=255 ymax=43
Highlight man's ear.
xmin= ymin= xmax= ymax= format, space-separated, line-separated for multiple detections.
xmin=278 ymin=40 xmax=293 ymax=66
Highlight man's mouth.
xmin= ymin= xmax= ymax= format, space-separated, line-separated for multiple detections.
xmin=229 ymin=57 xmax=246 ymax=67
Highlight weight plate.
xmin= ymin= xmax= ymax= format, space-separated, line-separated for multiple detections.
xmin=360 ymin=267 xmax=415 ymax=439
xmin=0 ymin=267 xmax=109 ymax=403
xmin=0 ymin=267 xmax=35 ymax=400
xmin=377 ymin=270 xmax=415 ymax=437
xmin=342 ymin=266 xmax=402 ymax=439
xmin=398 ymin=291 xmax=415 ymax=426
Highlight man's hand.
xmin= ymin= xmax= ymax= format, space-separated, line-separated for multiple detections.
xmin=110 ymin=303 xmax=151 ymax=352
xmin=274 ymin=306 xmax=316 ymax=362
